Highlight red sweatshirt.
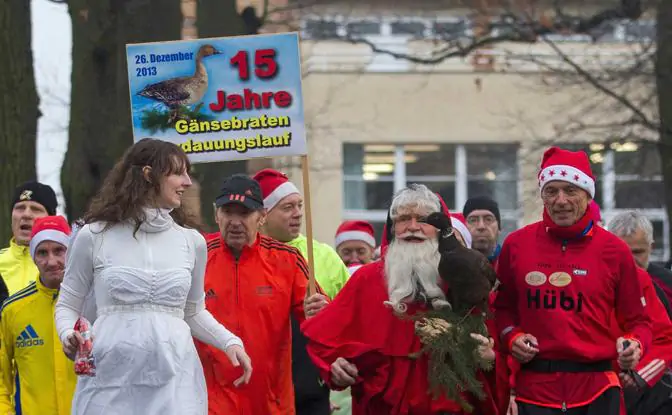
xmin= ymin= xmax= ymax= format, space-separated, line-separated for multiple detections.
xmin=611 ymin=267 xmax=672 ymax=387
xmin=493 ymin=222 xmax=652 ymax=409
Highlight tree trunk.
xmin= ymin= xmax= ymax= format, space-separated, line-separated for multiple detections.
xmin=61 ymin=0 xmax=182 ymax=221
xmin=656 ymin=1 xmax=672 ymax=261
xmin=0 ymin=0 xmax=39 ymax=243
xmin=194 ymin=0 xmax=249 ymax=231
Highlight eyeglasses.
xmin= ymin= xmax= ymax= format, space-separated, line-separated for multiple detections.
xmin=466 ymin=215 xmax=496 ymax=226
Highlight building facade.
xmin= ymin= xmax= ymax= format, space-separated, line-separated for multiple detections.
xmin=290 ymin=6 xmax=666 ymax=261
xmin=183 ymin=1 xmax=666 ymax=260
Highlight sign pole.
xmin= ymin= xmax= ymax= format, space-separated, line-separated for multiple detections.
xmin=300 ymin=154 xmax=316 ymax=296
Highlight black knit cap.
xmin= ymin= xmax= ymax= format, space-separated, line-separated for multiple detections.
xmin=463 ymin=196 xmax=501 ymax=230
xmin=12 ymin=181 xmax=58 ymax=215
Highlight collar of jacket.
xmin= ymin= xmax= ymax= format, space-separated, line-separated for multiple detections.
xmin=488 ymin=244 xmax=502 ymax=263
xmin=287 ymin=234 xmax=306 ymax=247
xmin=36 ymin=274 xmax=59 ymax=299
xmin=221 ymin=233 xmax=262 ymax=259
xmin=7 ymin=238 xmax=30 ymax=259
xmin=543 ymin=207 xmax=594 ymax=241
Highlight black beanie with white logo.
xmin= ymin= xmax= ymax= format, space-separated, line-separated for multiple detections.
xmin=12 ymin=181 xmax=58 ymax=215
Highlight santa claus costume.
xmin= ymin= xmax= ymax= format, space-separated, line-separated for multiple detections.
xmin=302 ymin=185 xmax=497 ymax=415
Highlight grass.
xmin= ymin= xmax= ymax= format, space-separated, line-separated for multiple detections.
xmin=139 ymin=104 xmax=215 ymax=134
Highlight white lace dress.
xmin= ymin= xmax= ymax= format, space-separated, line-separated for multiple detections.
xmin=55 ymin=209 xmax=242 ymax=415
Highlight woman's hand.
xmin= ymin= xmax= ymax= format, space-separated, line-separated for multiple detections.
xmin=225 ymin=344 xmax=253 ymax=387
xmin=63 ymin=330 xmax=85 ymax=361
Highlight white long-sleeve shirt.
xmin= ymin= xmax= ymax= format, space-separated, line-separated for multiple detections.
xmin=55 ymin=209 xmax=242 ymax=353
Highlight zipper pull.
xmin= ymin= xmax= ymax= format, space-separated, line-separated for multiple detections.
xmin=561 ymin=240 xmax=567 ymax=252
xmin=562 ymin=401 xmax=567 ymax=412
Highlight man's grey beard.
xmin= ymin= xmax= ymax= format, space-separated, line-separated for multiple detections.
xmin=384 ymin=238 xmax=444 ymax=311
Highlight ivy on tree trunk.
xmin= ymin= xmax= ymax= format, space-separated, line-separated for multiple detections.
xmin=0 ymin=0 xmax=39 ymax=244
xmin=61 ymin=0 xmax=182 ymax=221
xmin=194 ymin=0 xmax=250 ymax=231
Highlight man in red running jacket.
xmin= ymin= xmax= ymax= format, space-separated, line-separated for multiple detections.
xmin=611 ymin=267 xmax=672 ymax=415
xmin=494 ymin=147 xmax=652 ymax=415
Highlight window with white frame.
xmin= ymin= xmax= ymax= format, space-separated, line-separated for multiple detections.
xmin=562 ymin=142 xmax=668 ymax=262
xmin=300 ymin=16 xmax=656 ymax=44
xmin=342 ymin=143 xmax=521 ymax=244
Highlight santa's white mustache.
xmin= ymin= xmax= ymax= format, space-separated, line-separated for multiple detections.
xmin=398 ymin=232 xmax=428 ymax=240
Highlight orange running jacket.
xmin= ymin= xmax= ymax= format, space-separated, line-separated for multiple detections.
xmin=196 ymin=234 xmax=322 ymax=415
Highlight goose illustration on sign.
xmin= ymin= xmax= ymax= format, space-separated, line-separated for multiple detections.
xmin=137 ymin=44 xmax=221 ymax=124
xmin=126 ymin=33 xmax=307 ymax=164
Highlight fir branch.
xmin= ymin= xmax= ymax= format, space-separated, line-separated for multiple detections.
xmin=412 ymin=308 xmax=493 ymax=413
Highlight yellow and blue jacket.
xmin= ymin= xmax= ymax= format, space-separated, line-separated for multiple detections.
xmin=0 ymin=240 xmax=38 ymax=296
xmin=0 ymin=278 xmax=76 ymax=415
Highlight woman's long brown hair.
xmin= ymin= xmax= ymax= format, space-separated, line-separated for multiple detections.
xmin=80 ymin=138 xmax=202 ymax=234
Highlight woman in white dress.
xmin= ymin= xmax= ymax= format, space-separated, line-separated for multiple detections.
xmin=55 ymin=138 xmax=252 ymax=414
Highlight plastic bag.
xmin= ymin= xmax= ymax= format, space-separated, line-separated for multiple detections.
xmin=73 ymin=317 xmax=96 ymax=376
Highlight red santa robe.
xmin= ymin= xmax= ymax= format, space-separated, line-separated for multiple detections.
xmin=486 ymin=290 xmax=518 ymax=415
xmin=301 ymin=260 xmax=498 ymax=415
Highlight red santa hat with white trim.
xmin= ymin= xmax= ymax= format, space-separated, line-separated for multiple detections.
xmin=252 ymin=168 xmax=300 ymax=211
xmin=538 ymin=146 xmax=595 ymax=198
xmin=29 ymin=215 xmax=72 ymax=259
xmin=335 ymin=220 xmax=376 ymax=249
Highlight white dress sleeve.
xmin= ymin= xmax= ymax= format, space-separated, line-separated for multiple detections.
xmin=184 ymin=230 xmax=243 ymax=351
xmin=55 ymin=224 xmax=95 ymax=346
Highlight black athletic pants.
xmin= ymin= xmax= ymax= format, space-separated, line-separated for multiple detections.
xmin=291 ymin=317 xmax=330 ymax=415
xmin=296 ymin=397 xmax=330 ymax=415
xmin=624 ymin=371 xmax=672 ymax=415
xmin=517 ymin=387 xmax=622 ymax=415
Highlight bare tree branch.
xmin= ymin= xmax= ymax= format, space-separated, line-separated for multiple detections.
xmin=303 ymin=0 xmax=645 ymax=65
xmin=344 ymin=33 xmax=533 ymax=64
xmin=290 ymin=0 xmax=658 ymax=147
xmin=540 ymin=37 xmax=658 ymax=131
xmin=553 ymin=0 xmax=642 ymax=34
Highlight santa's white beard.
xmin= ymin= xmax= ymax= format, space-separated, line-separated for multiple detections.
xmin=384 ymin=238 xmax=444 ymax=312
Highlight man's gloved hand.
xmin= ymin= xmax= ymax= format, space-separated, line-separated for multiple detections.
xmin=619 ymin=370 xmax=647 ymax=390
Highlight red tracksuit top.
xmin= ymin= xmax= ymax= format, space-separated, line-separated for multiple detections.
xmin=493 ymin=221 xmax=652 ymax=409
xmin=610 ymin=267 xmax=672 ymax=388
